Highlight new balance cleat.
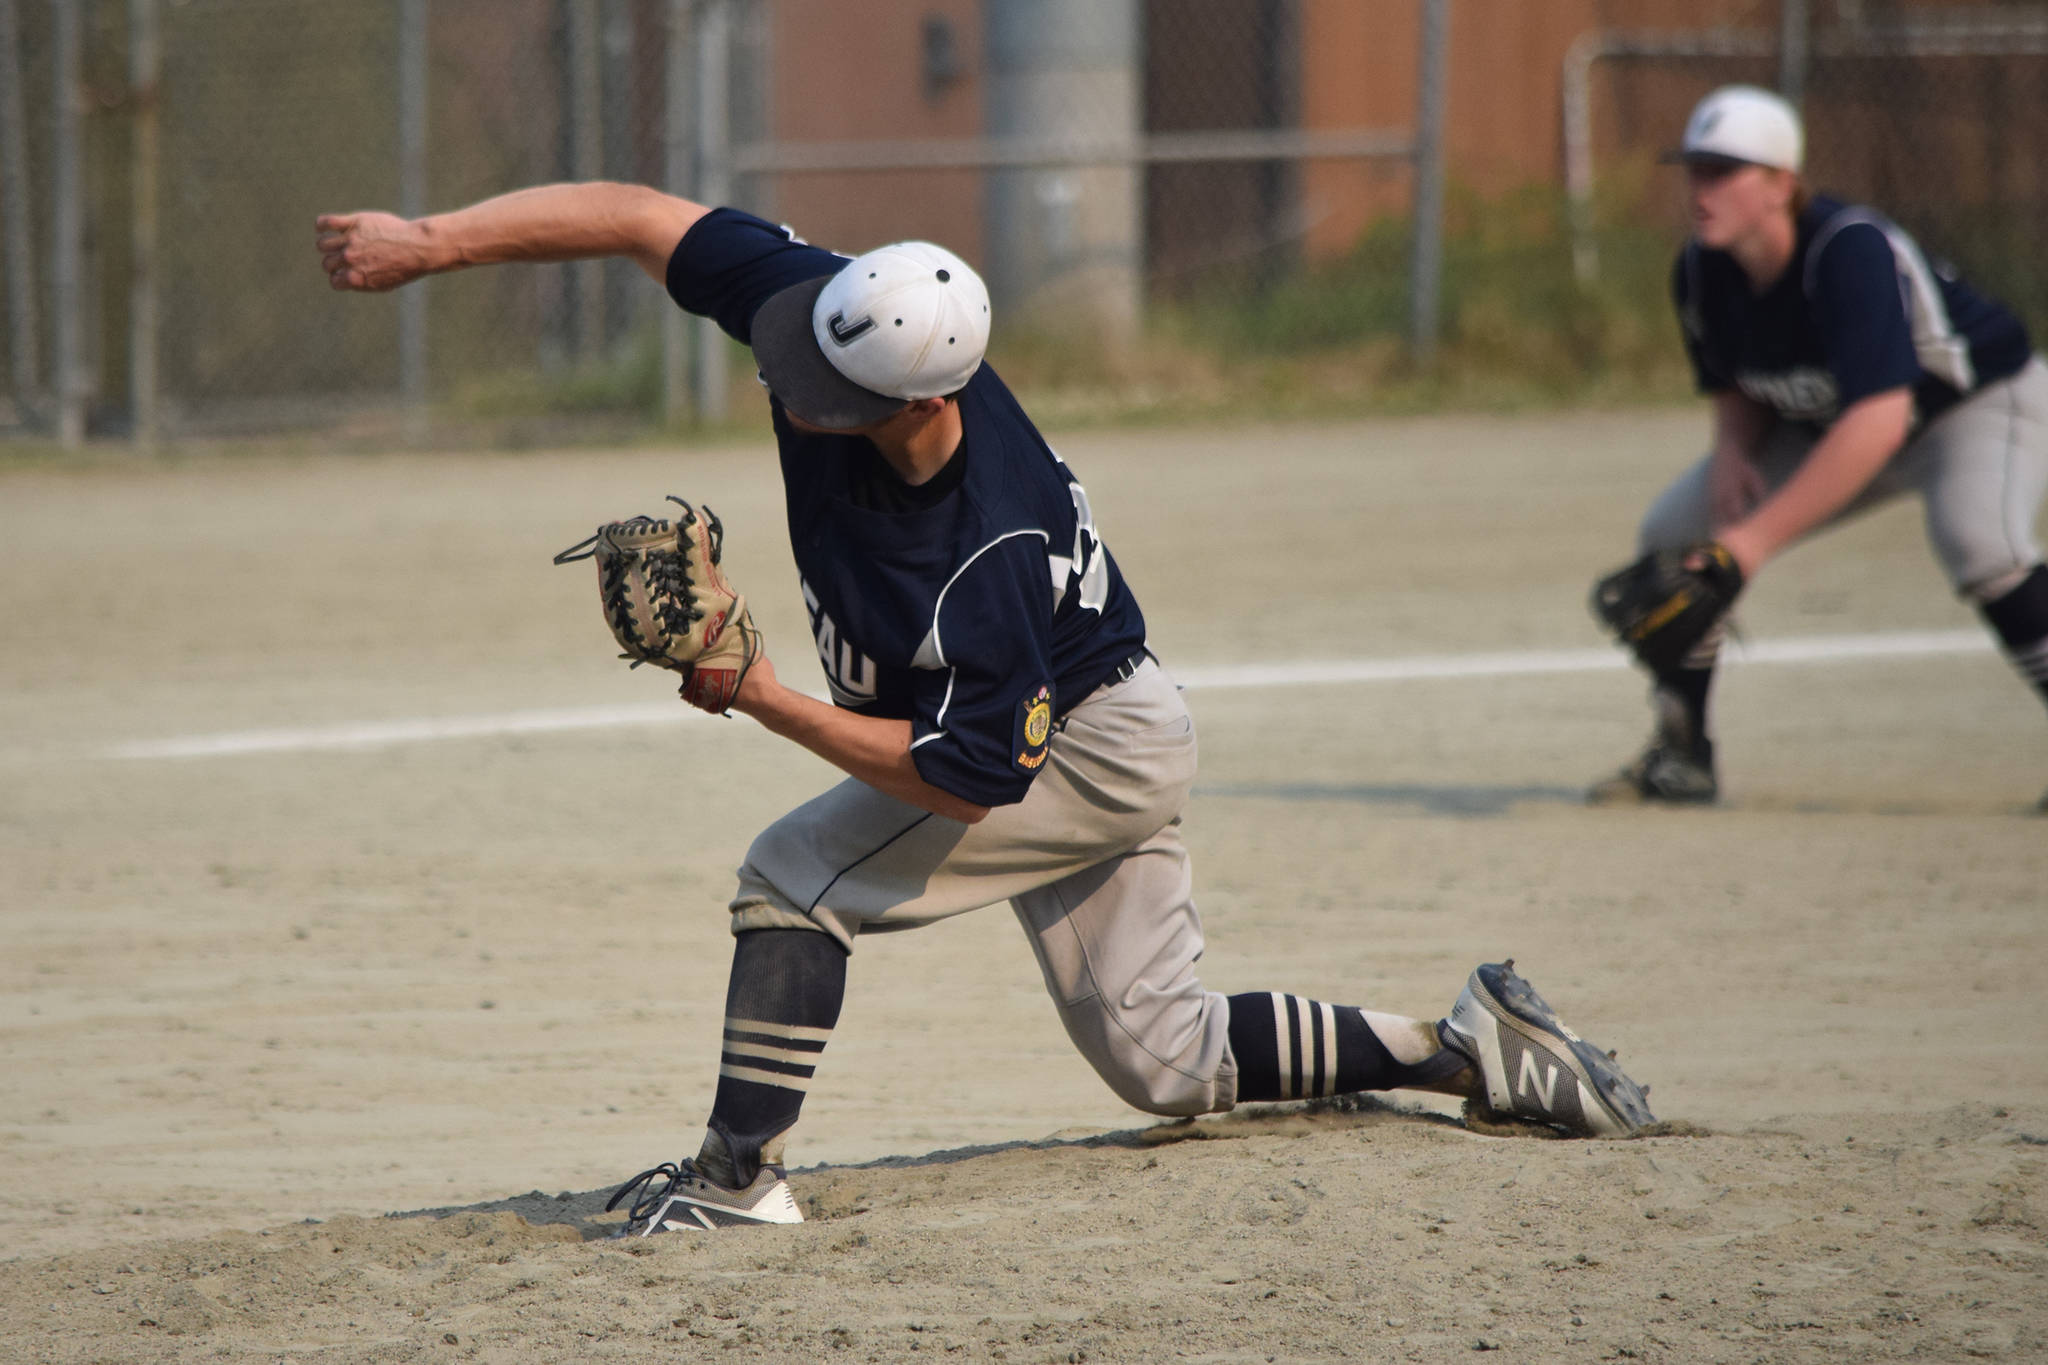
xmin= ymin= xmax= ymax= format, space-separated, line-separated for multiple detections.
xmin=1438 ymin=961 xmax=1656 ymax=1138
xmin=605 ymin=1159 xmax=802 ymax=1235
xmin=1587 ymin=740 xmax=1717 ymax=805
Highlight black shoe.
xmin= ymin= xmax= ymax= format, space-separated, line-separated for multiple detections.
xmin=1590 ymin=685 xmax=1719 ymax=805
xmin=605 ymin=1159 xmax=802 ymax=1235
xmin=1587 ymin=740 xmax=1718 ymax=805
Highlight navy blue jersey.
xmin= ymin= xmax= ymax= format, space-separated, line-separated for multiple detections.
xmin=1675 ymin=194 xmax=2031 ymax=429
xmin=665 ymin=208 xmax=1148 ymax=808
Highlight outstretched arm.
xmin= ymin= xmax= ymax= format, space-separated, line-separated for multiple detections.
xmin=317 ymin=182 xmax=708 ymax=292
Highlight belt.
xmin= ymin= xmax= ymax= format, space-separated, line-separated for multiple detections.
xmin=1061 ymin=650 xmax=1153 ymax=729
xmin=1104 ymin=648 xmax=1151 ymax=688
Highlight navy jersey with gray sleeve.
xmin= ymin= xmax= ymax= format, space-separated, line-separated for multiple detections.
xmin=664 ymin=208 xmax=1147 ymax=809
xmin=1675 ymin=194 xmax=2031 ymax=428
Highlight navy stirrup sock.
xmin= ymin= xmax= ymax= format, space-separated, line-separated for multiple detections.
xmin=1228 ymin=992 xmax=1463 ymax=1102
xmin=1982 ymin=564 xmax=2048 ymax=709
xmin=703 ymin=928 xmax=847 ymax=1187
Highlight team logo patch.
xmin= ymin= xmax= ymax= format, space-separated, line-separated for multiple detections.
xmin=1014 ymin=684 xmax=1054 ymax=771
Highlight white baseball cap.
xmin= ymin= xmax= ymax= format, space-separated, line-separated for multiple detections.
xmin=750 ymin=241 xmax=992 ymax=429
xmin=1662 ymin=85 xmax=1804 ymax=173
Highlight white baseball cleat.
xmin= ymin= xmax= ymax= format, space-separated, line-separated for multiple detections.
xmin=1437 ymin=961 xmax=1656 ymax=1138
xmin=605 ymin=1159 xmax=803 ymax=1235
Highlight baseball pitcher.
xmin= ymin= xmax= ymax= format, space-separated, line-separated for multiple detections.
xmin=318 ymin=185 xmax=1657 ymax=1235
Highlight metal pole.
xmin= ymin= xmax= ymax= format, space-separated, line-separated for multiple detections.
xmin=662 ymin=0 xmax=690 ymax=425
xmin=129 ymin=0 xmax=160 ymax=449
xmin=1408 ymin=0 xmax=1447 ymax=365
xmin=734 ymin=128 xmax=1413 ymax=174
xmin=569 ymin=0 xmax=604 ymax=358
xmin=692 ymin=0 xmax=730 ymax=423
xmin=1563 ymin=31 xmax=1600 ymax=284
xmin=397 ymin=0 xmax=429 ymax=437
xmin=51 ymin=0 xmax=85 ymax=446
xmin=982 ymin=0 xmax=1142 ymax=338
xmin=398 ymin=0 xmax=428 ymax=443
xmin=1265 ymin=0 xmax=1304 ymax=292
xmin=0 ymin=0 xmax=40 ymax=420
xmin=1779 ymin=0 xmax=1811 ymax=105
xmin=601 ymin=0 xmax=632 ymax=347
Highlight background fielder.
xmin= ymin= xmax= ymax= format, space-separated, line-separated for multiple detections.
xmin=317 ymin=183 xmax=1656 ymax=1232
xmin=1591 ymin=86 xmax=2048 ymax=808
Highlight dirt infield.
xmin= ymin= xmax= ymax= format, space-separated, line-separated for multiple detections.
xmin=2 ymin=408 xmax=2043 ymax=1362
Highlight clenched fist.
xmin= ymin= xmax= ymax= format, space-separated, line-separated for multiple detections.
xmin=315 ymin=211 xmax=438 ymax=292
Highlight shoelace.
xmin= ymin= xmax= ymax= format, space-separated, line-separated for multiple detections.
xmin=604 ymin=1159 xmax=703 ymax=1227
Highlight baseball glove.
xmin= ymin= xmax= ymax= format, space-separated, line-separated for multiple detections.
xmin=1589 ymin=541 xmax=1744 ymax=676
xmin=553 ymin=496 xmax=762 ymax=714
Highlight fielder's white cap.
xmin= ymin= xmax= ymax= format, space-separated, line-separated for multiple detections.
xmin=1662 ymin=85 xmax=1804 ymax=173
xmin=750 ymin=241 xmax=992 ymax=429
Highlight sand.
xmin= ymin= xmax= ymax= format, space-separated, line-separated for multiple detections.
xmin=2 ymin=408 xmax=2043 ymax=1362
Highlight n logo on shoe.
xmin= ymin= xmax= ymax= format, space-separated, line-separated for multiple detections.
xmin=1517 ymin=1049 xmax=1560 ymax=1111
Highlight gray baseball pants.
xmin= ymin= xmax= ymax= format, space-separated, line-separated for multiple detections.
xmin=1640 ymin=357 xmax=2048 ymax=602
xmin=727 ymin=657 xmax=1238 ymax=1117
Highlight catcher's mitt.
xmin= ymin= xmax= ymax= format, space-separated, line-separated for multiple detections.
xmin=554 ymin=496 xmax=762 ymax=714
xmin=1589 ymin=541 xmax=1744 ymax=676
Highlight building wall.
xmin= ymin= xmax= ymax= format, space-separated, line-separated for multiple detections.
xmin=763 ymin=0 xmax=984 ymax=257
xmin=760 ymin=0 xmax=1763 ymax=268
xmin=1297 ymin=0 xmax=1735 ymax=258
xmin=758 ymin=1 xmax=2041 ymax=271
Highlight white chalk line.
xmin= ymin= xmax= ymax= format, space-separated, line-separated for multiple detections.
xmin=107 ymin=629 xmax=1992 ymax=760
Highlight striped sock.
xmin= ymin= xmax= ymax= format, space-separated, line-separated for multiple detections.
xmin=703 ymin=928 xmax=845 ymax=1187
xmin=717 ymin=1016 xmax=830 ymax=1101
xmin=1982 ymin=564 xmax=2048 ymax=710
xmin=1226 ymin=992 xmax=1461 ymax=1102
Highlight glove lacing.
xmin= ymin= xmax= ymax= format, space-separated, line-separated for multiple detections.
xmin=554 ymin=497 xmax=729 ymax=671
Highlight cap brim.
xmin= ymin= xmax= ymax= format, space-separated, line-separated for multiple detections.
xmin=1658 ymin=148 xmax=1754 ymax=171
xmin=750 ymin=276 xmax=909 ymax=430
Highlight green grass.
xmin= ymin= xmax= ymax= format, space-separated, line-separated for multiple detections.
xmin=1 ymin=183 xmax=1707 ymax=456
xmin=410 ymin=181 xmax=1701 ymax=437
xmin=445 ymin=325 xmax=668 ymax=420
xmin=991 ymin=183 xmax=1698 ymax=429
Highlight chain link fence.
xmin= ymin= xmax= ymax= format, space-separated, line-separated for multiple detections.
xmin=1 ymin=0 xmax=1446 ymax=444
xmin=3 ymin=0 xmax=699 ymax=442
xmin=2 ymin=0 xmax=2041 ymax=446
xmin=4 ymin=0 xmax=695 ymax=441
xmin=1570 ymin=0 xmax=2048 ymax=330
